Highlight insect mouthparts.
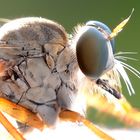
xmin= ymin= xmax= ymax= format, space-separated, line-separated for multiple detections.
xmin=96 ymin=79 xmax=121 ymax=99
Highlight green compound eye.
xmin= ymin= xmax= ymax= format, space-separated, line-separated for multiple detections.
xmin=76 ymin=21 xmax=114 ymax=80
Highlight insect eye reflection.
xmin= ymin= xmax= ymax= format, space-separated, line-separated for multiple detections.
xmin=75 ymin=21 xmax=115 ymax=80
xmin=86 ymin=20 xmax=115 ymax=53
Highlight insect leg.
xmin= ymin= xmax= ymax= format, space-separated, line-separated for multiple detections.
xmin=59 ymin=109 xmax=114 ymax=140
xmin=0 ymin=97 xmax=44 ymax=130
xmin=0 ymin=111 xmax=25 ymax=140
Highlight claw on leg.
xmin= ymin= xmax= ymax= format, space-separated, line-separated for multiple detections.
xmin=59 ymin=109 xmax=114 ymax=140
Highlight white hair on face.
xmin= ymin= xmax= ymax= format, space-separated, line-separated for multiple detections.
xmin=114 ymin=51 xmax=140 ymax=95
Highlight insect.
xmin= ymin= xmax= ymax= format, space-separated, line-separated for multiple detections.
xmin=0 ymin=9 xmax=139 ymax=140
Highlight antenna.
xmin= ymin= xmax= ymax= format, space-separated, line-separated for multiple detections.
xmin=109 ymin=8 xmax=134 ymax=39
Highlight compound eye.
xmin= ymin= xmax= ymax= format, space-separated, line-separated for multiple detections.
xmin=86 ymin=20 xmax=115 ymax=53
xmin=76 ymin=24 xmax=114 ymax=80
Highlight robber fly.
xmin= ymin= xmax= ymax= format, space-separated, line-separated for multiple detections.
xmin=0 ymin=9 xmax=139 ymax=140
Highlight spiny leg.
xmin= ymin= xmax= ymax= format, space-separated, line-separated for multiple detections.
xmin=0 ymin=111 xmax=25 ymax=140
xmin=59 ymin=109 xmax=114 ymax=140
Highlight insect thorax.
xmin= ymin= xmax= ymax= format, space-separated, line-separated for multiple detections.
xmin=0 ymin=17 xmax=79 ymax=126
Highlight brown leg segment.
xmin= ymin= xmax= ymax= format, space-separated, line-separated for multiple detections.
xmin=0 ymin=111 xmax=25 ymax=140
xmin=0 ymin=97 xmax=45 ymax=140
xmin=0 ymin=98 xmax=44 ymax=130
xmin=59 ymin=109 xmax=114 ymax=140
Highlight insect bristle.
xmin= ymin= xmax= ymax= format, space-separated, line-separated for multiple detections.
xmin=114 ymin=54 xmax=140 ymax=96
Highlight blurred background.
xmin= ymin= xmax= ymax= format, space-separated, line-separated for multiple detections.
xmin=0 ymin=0 xmax=139 ymax=128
